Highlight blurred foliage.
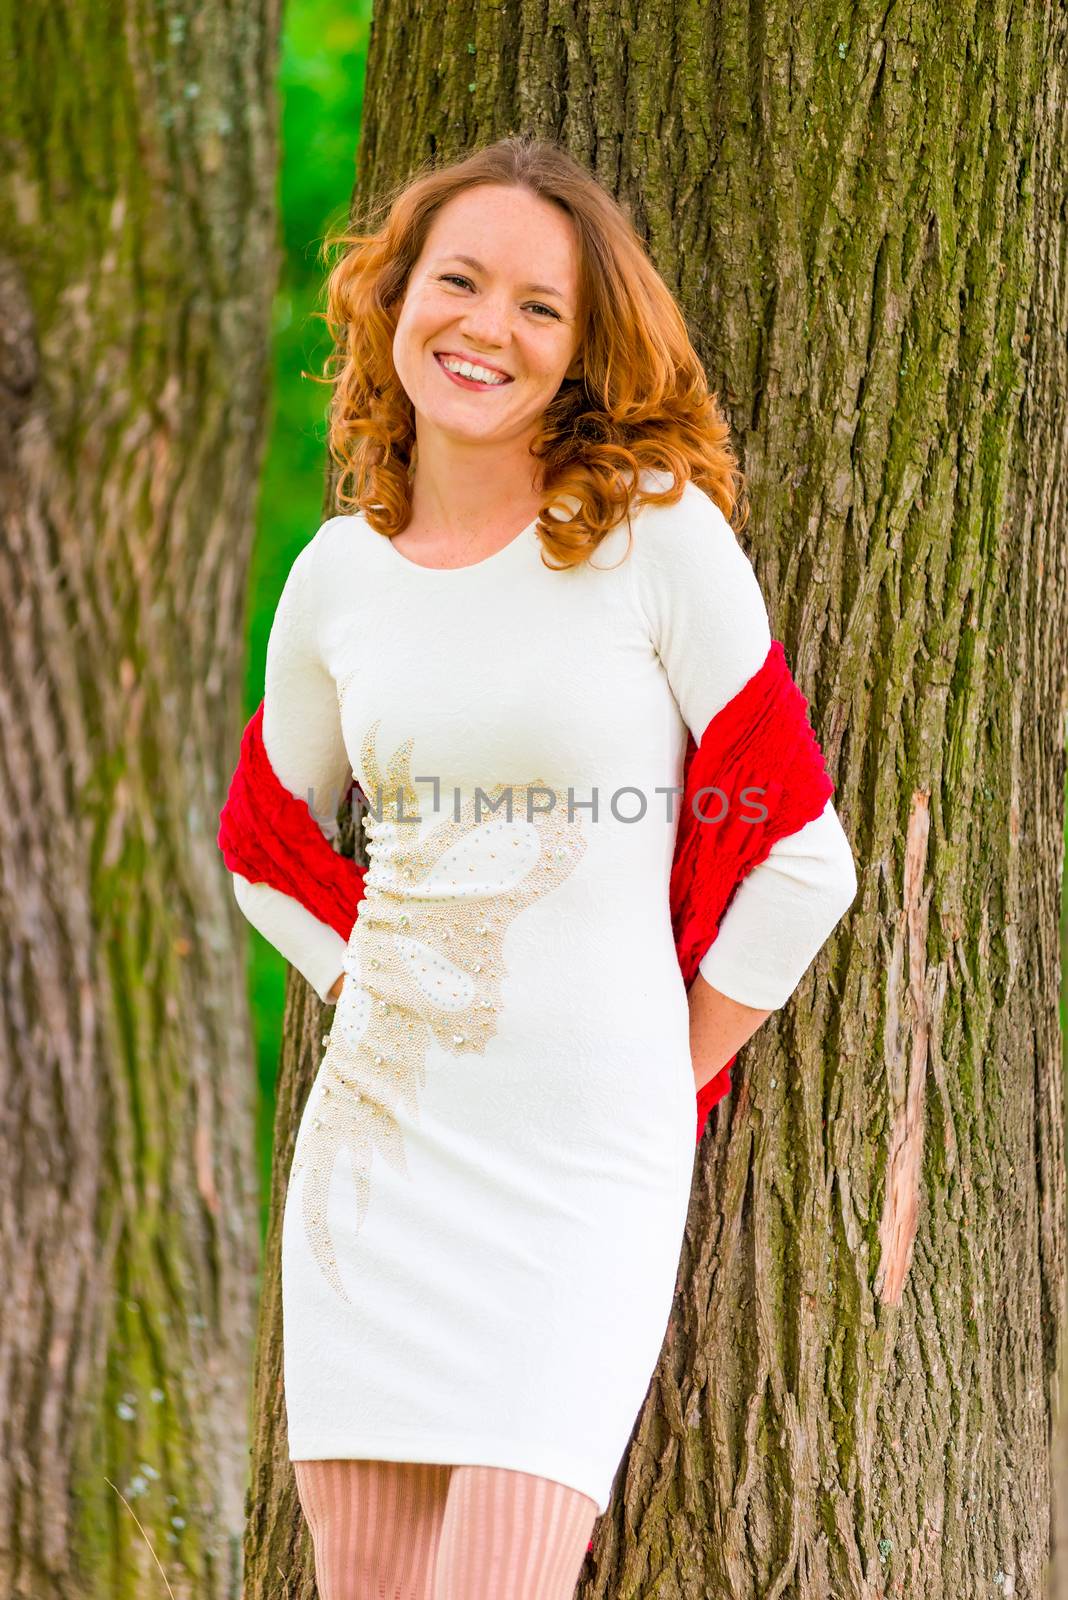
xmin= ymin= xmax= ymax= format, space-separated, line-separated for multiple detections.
xmin=243 ymin=0 xmax=371 ymax=1243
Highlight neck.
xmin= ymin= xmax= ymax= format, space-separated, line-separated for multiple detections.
xmin=407 ymin=432 xmax=544 ymax=542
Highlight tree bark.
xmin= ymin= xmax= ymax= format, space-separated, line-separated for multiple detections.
xmin=243 ymin=797 xmax=365 ymax=1598
xmin=1055 ymin=855 xmax=1068 ymax=1598
xmin=0 ymin=3 xmax=282 ymax=1596
xmin=249 ymin=2 xmax=1068 ymax=1596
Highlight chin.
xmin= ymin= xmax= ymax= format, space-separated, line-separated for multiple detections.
xmin=424 ymin=410 xmax=505 ymax=440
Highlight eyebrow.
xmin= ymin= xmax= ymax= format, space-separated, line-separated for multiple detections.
xmin=435 ymin=254 xmax=568 ymax=302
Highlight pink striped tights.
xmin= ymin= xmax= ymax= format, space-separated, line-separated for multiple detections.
xmin=293 ymin=1458 xmax=598 ymax=1599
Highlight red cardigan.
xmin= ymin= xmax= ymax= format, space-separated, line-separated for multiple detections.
xmin=219 ymin=638 xmax=834 ymax=1142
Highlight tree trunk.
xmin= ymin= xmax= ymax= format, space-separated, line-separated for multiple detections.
xmin=1046 ymin=856 xmax=1068 ymax=1597
xmin=243 ymin=797 xmax=365 ymax=1598
xmin=248 ymin=2 xmax=1068 ymax=1596
xmin=0 ymin=3 xmax=282 ymax=1596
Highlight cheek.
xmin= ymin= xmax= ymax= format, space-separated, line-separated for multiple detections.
xmin=392 ymin=309 xmax=431 ymax=383
xmin=394 ymin=297 xmax=431 ymax=351
xmin=406 ymin=292 xmax=446 ymax=337
xmin=531 ymin=337 xmax=573 ymax=382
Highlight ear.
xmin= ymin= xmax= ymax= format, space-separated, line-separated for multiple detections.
xmin=565 ymin=354 xmax=584 ymax=382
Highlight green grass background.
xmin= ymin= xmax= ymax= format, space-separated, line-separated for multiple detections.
xmin=244 ymin=2 xmax=1068 ymax=1251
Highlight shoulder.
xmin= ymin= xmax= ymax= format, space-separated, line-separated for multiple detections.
xmin=631 ymin=470 xmax=742 ymax=557
xmin=307 ymin=512 xmax=367 ymax=569
xmin=283 ymin=513 xmax=373 ymax=598
xmin=629 ymin=470 xmax=766 ymax=614
xmin=625 ymin=471 xmax=773 ymax=730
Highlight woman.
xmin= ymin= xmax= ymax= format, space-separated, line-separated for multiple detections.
xmin=228 ymin=134 xmax=858 ymax=1599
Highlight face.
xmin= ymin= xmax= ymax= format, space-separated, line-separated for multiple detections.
xmin=391 ymin=183 xmax=584 ymax=457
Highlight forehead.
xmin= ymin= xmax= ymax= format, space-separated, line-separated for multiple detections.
xmin=421 ymin=186 xmax=579 ymax=293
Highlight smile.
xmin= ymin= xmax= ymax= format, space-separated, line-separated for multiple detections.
xmin=434 ymin=352 xmax=513 ymax=390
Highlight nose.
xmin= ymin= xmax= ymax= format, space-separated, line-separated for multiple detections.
xmin=458 ymin=291 xmax=512 ymax=347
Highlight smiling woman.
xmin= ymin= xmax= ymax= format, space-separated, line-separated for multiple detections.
xmin=225 ymin=133 xmax=858 ymax=1600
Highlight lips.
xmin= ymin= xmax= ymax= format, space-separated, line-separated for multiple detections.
xmin=433 ymin=351 xmax=513 ymax=381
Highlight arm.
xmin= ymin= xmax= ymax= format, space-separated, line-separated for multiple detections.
xmin=230 ymin=524 xmax=353 ymax=1005
xmin=231 ymin=874 xmax=349 ymax=1004
xmin=633 ymin=482 xmax=858 ymax=1085
xmin=689 ymin=984 xmax=773 ymax=1094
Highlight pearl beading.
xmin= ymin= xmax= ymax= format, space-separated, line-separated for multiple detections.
xmin=290 ymin=718 xmax=588 ymax=1304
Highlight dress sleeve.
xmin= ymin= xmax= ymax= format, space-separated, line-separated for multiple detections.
xmin=632 ymin=483 xmax=858 ymax=1010
xmin=230 ymin=524 xmax=353 ymax=1005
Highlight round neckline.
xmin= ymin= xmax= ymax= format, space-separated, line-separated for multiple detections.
xmin=379 ymin=513 xmax=539 ymax=576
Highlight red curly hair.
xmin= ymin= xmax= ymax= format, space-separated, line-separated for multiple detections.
xmin=316 ymin=133 xmax=748 ymax=571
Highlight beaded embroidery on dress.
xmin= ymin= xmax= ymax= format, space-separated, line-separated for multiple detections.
xmin=291 ymin=718 xmax=589 ymax=1303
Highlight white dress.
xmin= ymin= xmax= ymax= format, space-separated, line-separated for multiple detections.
xmin=231 ymin=474 xmax=857 ymax=1515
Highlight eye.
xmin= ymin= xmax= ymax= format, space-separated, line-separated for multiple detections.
xmin=437 ymin=274 xmax=560 ymax=320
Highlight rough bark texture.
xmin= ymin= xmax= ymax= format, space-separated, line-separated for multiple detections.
xmin=243 ymin=792 xmax=366 ymax=1599
xmin=0 ymin=3 xmax=282 ymax=1596
xmin=1056 ymin=867 xmax=1068 ymax=1598
xmin=249 ymin=2 xmax=1068 ymax=1596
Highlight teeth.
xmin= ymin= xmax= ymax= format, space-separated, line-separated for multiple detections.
xmin=439 ymin=355 xmax=508 ymax=385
